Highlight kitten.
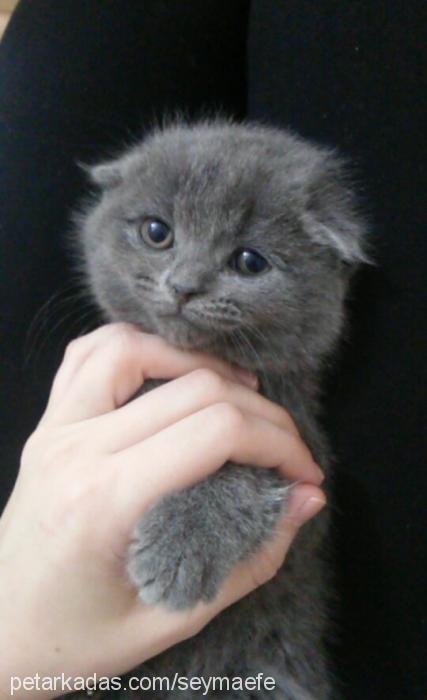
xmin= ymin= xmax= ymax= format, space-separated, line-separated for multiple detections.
xmin=73 ymin=119 xmax=367 ymax=699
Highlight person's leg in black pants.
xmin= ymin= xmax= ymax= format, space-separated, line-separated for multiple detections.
xmin=0 ymin=0 xmax=249 ymax=505
xmin=247 ymin=2 xmax=426 ymax=698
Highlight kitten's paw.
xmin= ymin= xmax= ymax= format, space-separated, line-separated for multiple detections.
xmin=127 ymin=468 xmax=287 ymax=610
xmin=127 ymin=500 xmax=226 ymax=610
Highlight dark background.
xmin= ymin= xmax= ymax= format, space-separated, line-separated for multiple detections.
xmin=0 ymin=2 xmax=426 ymax=698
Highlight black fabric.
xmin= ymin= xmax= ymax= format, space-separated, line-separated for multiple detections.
xmin=248 ymin=3 xmax=427 ymax=697
xmin=0 ymin=2 xmax=426 ymax=698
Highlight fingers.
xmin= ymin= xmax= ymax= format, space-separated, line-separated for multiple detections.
xmin=191 ymin=485 xmax=326 ymax=632
xmin=88 ymin=367 xmax=299 ymax=453
xmin=111 ymin=404 xmax=324 ymax=523
xmin=42 ymin=323 xmax=258 ymax=425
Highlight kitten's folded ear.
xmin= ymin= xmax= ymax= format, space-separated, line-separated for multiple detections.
xmin=301 ymin=154 xmax=371 ymax=266
xmin=77 ymin=157 xmax=126 ymax=189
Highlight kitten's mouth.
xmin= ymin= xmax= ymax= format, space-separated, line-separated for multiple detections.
xmin=153 ymin=307 xmax=232 ymax=351
xmin=161 ymin=307 xmax=238 ymax=332
xmin=157 ymin=308 xmax=199 ymax=330
xmin=131 ymin=311 xmax=255 ymax=367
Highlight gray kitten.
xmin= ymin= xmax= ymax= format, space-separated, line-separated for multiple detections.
xmin=73 ymin=119 xmax=367 ymax=699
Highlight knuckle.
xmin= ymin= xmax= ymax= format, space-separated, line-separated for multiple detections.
xmin=21 ymin=425 xmax=72 ymax=468
xmin=287 ymin=432 xmax=312 ymax=461
xmin=105 ymin=322 xmax=135 ymax=345
xmin=191 ymin=368 xmax=227 ymax=400
xmin=62 ymin=475 xmax=99 ymax=510
xmin=20 ymin=430 xmax=43 ymax=464
xmin=277 ymin=404 xmax=294 ymax=426
xmin=63 ymin=324 xmax=136 ymax=365
xmin=51 ymin=472 xmax=106 ymax=537
xmin=284 ymin=412 xmax=299 ymax=435
xmin=251 ymin=547 xmax=282 ymax=587
xmin=42 ymin=432 xmax=81 ymax=469
xmin=143 ymin=333 xmax=168 ymax=353
xmin=103 ymin=327 xmax=138 ymax=363
xmin=210 ymin=402 xmax=245 ymax=442
xmin=64 ymin=337 xmax=83 ymax=357
xmin=285 ymin=431 xmax=300 ymax=450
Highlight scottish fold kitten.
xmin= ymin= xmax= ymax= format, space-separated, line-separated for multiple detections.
xmin=73 ymin=119 xmax=367 ymax=699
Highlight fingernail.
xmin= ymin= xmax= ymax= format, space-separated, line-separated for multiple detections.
xmin=233 ymin=366 xmax=259 ymax=390
xmin=288 ymin=495 xmax=326 ymax=526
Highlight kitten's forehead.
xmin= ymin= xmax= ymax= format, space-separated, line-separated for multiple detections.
xmin=175 ymin=159 xmax=256 ymax=238
xmin=150 ymin=133 xmax=254 ymax=181
xmin=136 ymin=130 xmax=272 ymax=240
xmin=117 ymin=124 xmax=327 ymax=250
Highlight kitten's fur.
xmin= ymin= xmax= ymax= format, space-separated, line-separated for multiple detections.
xmin=73 ymin=120 xmax=367 ymax=699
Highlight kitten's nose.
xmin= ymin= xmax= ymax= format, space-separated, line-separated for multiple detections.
xmin=169 ymin=280 xmax=199 ymax=303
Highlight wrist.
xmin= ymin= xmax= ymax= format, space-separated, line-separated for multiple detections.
xmin=0 ymin=554 xmax=56 ymax=699
xmin=0 ymin=613 xmax=70 ymax=700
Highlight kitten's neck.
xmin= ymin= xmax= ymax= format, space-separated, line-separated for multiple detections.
xmin=260 ymin=367 xmax=329 ymax=466
xmin=261 ymin=366 xmax=322 ymax=411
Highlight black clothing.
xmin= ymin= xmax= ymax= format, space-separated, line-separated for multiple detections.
xmin=0 ymin=2 xmax=425 ymax=697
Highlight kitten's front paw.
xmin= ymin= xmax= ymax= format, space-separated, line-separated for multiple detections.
xmin=128 ymin=495 xmax=226 ymax=610
xmin=127 ymin=468 xmax=287 ymax=610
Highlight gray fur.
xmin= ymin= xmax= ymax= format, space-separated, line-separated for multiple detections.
xmin=72 ymin=119 xmax=367 ymax=699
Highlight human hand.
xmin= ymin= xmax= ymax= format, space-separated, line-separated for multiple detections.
xmin=0 ymin=323 xmax=325 ymax=698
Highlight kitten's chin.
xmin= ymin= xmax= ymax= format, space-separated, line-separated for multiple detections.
xmin=105 ymin=308 xmax=213 ymax=352
xmin=147 ymin=315 xmax=216 ymax=352
xmin=113 ymin=311 xmax=247 ymax=365
xmin=105 ymin=311 xmax=262 ymax=370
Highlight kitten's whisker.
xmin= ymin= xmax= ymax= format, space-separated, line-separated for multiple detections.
xmin=234 ymin=327 xmax=273 ymax=395
xmin=54 ymin=307 xmax=100 ymax=357
xmin=228 ymin=329 xmax=246 ymax=366
xmin=23 ymin=300 xmax=99 ymax=373
xmin=23 ymin=285 xmax=94 ymax=369
xmin=24 ymin=283 xmax=84 ymax=354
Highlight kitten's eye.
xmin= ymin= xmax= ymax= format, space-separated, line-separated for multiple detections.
xmin=229 ymin=248 xmax=270 ymax=275
xmin=139 ymin=218 xmax=173 ymax=249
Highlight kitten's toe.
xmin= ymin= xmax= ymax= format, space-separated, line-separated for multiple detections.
xmin=127 ymin=516 xmax=223 ymax=610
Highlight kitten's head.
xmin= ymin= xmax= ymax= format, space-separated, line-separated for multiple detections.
xmin=75 ymin=120 xmax=368 ymax=374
